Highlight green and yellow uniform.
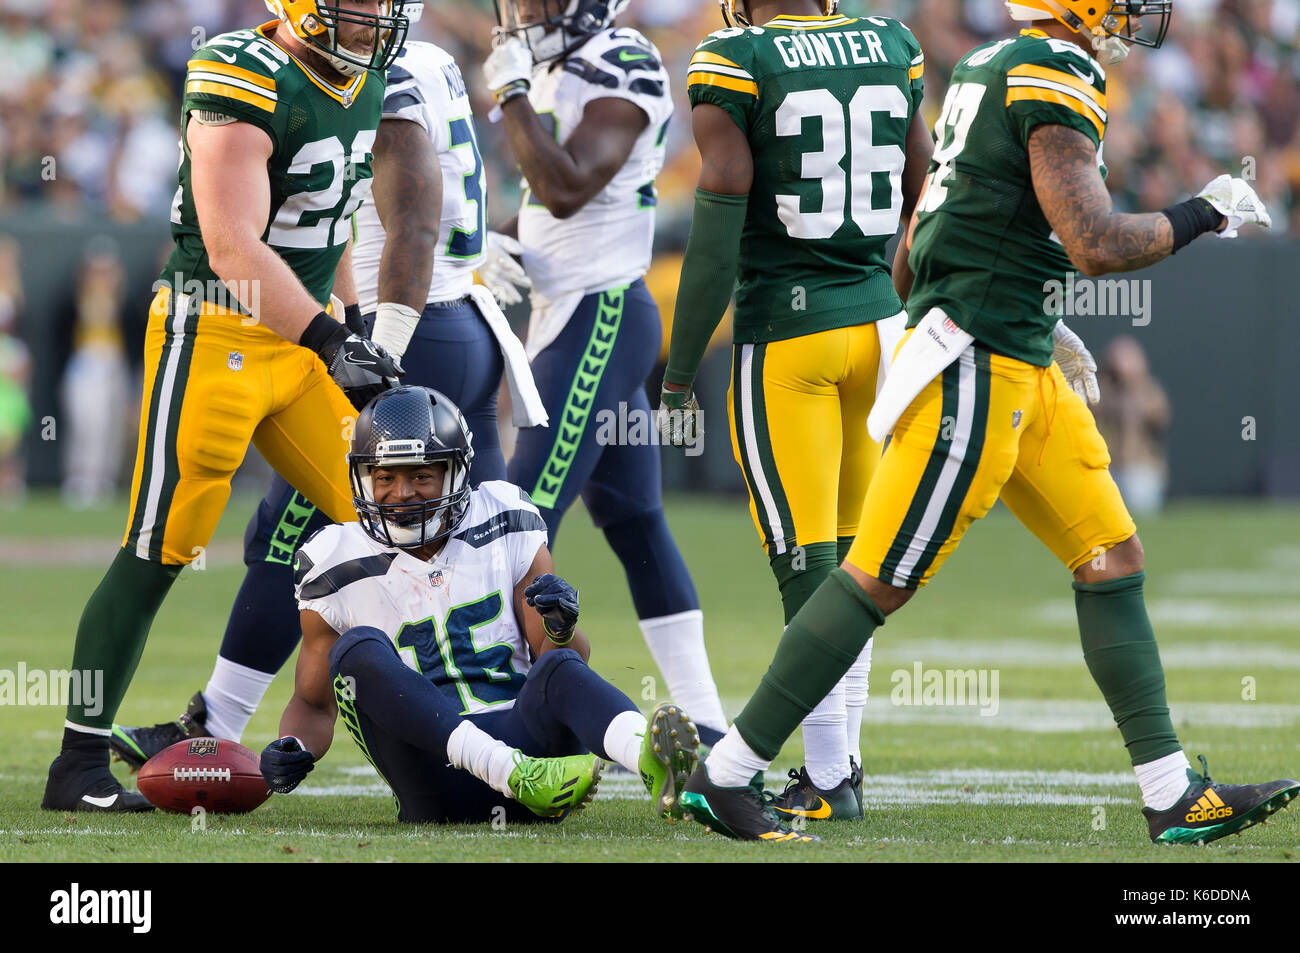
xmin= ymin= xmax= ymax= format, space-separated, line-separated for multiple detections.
xmin=127 ymin=22 xmax=384 ymax=565
xmin=846 ymin=29 xmax=1134 ymax=589
xmin=669 ymin=13 xmax=923 ymax=614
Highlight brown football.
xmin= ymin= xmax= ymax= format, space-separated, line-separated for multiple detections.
xmin=138 ymin=737 xmax=271 ymax=814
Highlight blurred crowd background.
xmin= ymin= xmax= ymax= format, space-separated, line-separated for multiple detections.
xmin=0 ymin=0 xmax=1295 ymax=503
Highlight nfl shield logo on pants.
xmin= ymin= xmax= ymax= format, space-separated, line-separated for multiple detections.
xmin=228 ymin=351 xmax=243 ymax=372
xmin=1012 ymin=410 xmax=1024 ymax=430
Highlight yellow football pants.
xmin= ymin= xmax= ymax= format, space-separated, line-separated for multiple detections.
xmin=123 ymin=287 xmax=356 ymax=565
xmin=847 ymin=333 xmax=1137 ymax=588
xmin=728 ymin=319 xmax=897 ymax=556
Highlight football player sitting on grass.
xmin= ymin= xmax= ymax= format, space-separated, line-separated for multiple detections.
xmin=260 ymin=385 xmax=699 ymax=824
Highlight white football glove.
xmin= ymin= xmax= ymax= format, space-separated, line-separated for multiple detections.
xmin=483 ymin=36 xmax=534 ymax=102
xmin=1052 ymin=320 xmax=1100 ymax=405
xmin=1196 ymin=173 xmax=1272 ymax=239
xmin=657 ymin=388 xmax=703 ymax=450
xmin=477 ymin=232 xmax=532 ymax=307
xmin=370 ymin=301 xmax=421 ymax=361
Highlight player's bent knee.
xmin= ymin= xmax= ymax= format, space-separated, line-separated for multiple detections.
xmin=530 ymin=646 xmax=585 ymax=679
xmin=328 ymin=626 xmax=393 ymax=677
xmin=1074 ymin=534 xmax=1144 ymax=583
xmin=841 ymin=561 xmax=912 ymax=615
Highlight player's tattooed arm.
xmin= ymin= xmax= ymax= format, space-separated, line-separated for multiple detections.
xmin=372 ymin=116 xmax=442 ymax=312
xmin=893 ymin=111 xmax=935 ymax=301
xmin=1030 ymin=123 xmax=1183 ymax=276
xmin=501 ymin=95 xmax=647 ymax=219
xmin=514 ymin=546 xmax=591 ymax=663
xmin=277 ymin=610 xmax=341 ymax=760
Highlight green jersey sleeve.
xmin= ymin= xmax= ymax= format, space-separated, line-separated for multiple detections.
xmin=686 ymin=31 xmax=758 ymax=134
xmin=1003 ymin=41 xmax=1107 ymax=149
xmin=900 ymin=23 xmax=925 ymax=114
xmin=183 ymin=37 xmax=288 ymax=149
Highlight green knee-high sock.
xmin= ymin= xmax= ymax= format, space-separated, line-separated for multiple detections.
xmin=1074 ymin=571 xmax=1181 ymax=765
xmin=66 ymin=548 xmax=182 ymax=731
xmin=770 ymin=541 xmax=838 ymax=625
xmin=736 ymin=568 xmax=884 ymax=760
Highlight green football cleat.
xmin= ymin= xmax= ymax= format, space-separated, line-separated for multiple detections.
xmin=638 ymin=703 xmax=700 ymax=820
xmin=769 ymin=763 xmax=864 ymax=821
xmin=679 ymin=764 xmax=819 ymax=842
xmin=1144 ymin=755 xmax=1299 ymax=845
xmin=508 ymin=753 xmax=604 ymax=820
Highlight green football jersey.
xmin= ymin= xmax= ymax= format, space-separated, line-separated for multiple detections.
xmin=906 ymin=28 xmax=1109 ymax=366
xmin=161 ymin=23 xmax=385 ymax=311
xmin=687 ymin=13 xmax=924 ymax=344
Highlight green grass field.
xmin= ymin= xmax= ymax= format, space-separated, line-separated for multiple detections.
xmin=2 ymin=493 xmax=1298 ymax=862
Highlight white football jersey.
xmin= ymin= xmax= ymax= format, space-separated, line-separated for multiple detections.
xmin=294 ymin=481 xmax=547 ymax=716
xmin=518 ymin=28 xmax=673 ymax=306
xmin=353 ymin=41 xmax=487 ymax=315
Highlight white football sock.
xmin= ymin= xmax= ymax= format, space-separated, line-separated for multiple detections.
xmin=703 ymin=724 xmax=770 ymax=788
xmin=203 ymin=655 xmax=275 ymax=742
xmin=638 ymin=610 xmax=727 ymax=732
xmin=801 ymin=679 xmax=849 ymax=791
xmin=1135 ymin=750 xmax=1193 ymax=811
xmin=843 ymin=638 xmax=873 ymax=769
xmin=603 ymin=709 xmax=647 ymax=775
xmin=446 ymin=720 xmax=520 ymax=796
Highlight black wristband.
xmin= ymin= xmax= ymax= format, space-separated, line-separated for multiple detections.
xmin=298 ymin=310 xmax=349 ymax=360
xmin=343 ymin=303 xmax=365 ymax=335
xmin=496 ymin=80 xmax=530 ymax=105
xmin=1161 ymin=197 xmax=1222 ymax=254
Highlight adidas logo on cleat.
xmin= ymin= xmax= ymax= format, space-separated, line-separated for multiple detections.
xmin=1185 ymin=790 xmax=1232 ymax=824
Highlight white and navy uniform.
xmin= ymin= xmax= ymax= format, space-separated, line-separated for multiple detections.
xmin=296 ymin=481 xmax=546 ymax=713
xmin=507 ymin=27 xmax=689 ymax=568
xmin=293 ymin=480 xmax=638 ymax=824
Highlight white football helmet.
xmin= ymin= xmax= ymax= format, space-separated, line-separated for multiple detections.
xmin=493 ymin=0 xmax=631 ymax=63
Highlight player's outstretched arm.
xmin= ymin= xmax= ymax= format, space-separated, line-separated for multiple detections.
xmin=515 ymin=546 xmax=591 ymax=663
xmin=893 ymin=111 xmax=936 ymax=302
xmin=1029 ymin=123 xmax=1224 ymax=277
xmin=370 ymin=116 xmax=442 ymax=358
xmin=500 ymin=96 xmax=648 ymax=220
xmin=189 ymin=118 xmax=330 ymax=342
xmin=277 ymin=610 xmax=341 ymax=761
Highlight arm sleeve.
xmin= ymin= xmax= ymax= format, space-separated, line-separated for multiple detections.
xmin=183 ymin=50 xmax=281 ymax=147
xmin=1005 ymin=55 xmax=1107 ymax=148
xmin=663 ymin=189 xmax=748 ymax=388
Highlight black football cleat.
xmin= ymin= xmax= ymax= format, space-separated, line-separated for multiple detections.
xmin=42 ymin=750 xmax=154 ymax=812
xmin=110 ymin=690 xmax=209 ymax=771
xmin=1144 ymin=755 xmax=1299 ymax=845
xmin=678 ymin=764 xmax=819 ymax=842
xmin=769 ymin=763 xmax=864 ymax=821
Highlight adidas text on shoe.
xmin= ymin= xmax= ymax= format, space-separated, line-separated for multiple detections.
xmin=639 ymin=702 xmax=700 ymax=820
xmin=1144 ymin=755 xmax=1299 ymax=845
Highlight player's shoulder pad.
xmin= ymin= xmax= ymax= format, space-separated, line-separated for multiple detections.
xmin=453 ymin=481 xmax=547 ymax=550
xmin=1002 ymin=31 xmax=1106 ymax=93
xmin=294 ymin=524 xmax=397 ymax=599
xmin=563 ymin=27 xmax=667 ymax=97
xmin=186 ymin=28 xmax=290 ymax=117
xmin=691 ymin=25 xmax=760 ymax=69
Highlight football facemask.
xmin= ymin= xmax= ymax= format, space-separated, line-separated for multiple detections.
xmin=1005 ymin=1 xmax=1171 ymax=65
xmin=719 ymin=0 xmax=839 ymax=27
xmin=349 ymin=387 xmax=475 ymax=550
xmin=265 ymin=0 xmax=410 ymax=77
xmin=493 ymin=0 xmax=630 ymax=62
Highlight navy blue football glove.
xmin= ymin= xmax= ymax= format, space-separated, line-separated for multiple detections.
xmin=525 ymin=573 xmax=579 ymax=645
xmin=260 ymin=736 xmax=316 ymax=794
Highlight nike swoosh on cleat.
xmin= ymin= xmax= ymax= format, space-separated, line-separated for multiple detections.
xmin=81 ymin=793 xmax=119 ymax=808
xmin=773 ymin=796 xmax=833 ymax=820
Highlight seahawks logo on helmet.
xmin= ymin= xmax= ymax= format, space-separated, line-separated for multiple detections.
xmin=349 ymin=386 xmax=476 ymax=550
xmin=493 ymin=0 xmax=632 ymax=63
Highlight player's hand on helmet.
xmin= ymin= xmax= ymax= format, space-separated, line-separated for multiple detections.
xmin=484 ymin=36 xmax=534 ymax=104
xmin=260 ymin=736 xmax=316 ymax=794
xmin=1196 ymin=174 xmax=1272 ymax=238
xmin=1052 ymin=320 xmax=1100 ymax=405
xmin=525 ymin=573 xmax=579 ymax=645
xmin=301 ymin=310 xmax=405 ymax=411
xmin=657 ymin=386 xmax=703 ymax=449
xmin=477 ymin=232 xmax=532 ymax=307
